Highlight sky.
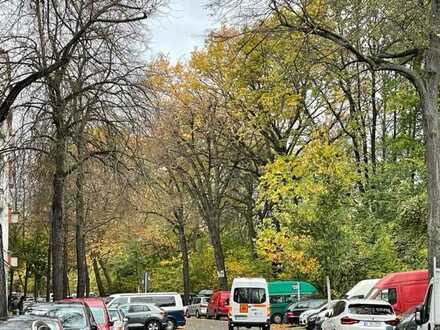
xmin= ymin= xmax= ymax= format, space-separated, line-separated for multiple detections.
xmin=147 ymin=0 xmax=218 ymax=62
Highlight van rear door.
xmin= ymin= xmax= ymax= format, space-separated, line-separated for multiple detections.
xmin=233 ymin=287 xmax=268 ymax=323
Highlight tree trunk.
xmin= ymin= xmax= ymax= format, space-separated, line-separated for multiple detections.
xmin=425 ymin=0 xmax=440 ymax=277
xmin=85 ymin=262 xmax=90 ymax=297
xmin=176 ymin=223 xmax=190 ymax=305
xmin=24 ymin=264 xmax=29 ymax=299
xmin=51 ymin=124 xmax=66 ymax=301
xmin=46 ymin=235 xmax=51 ymax=302
xmin=75 ymin=155 xmax=87 ymax=298
xmin=245 ymin=180 xmax=257 ymax=259
xmin=92 ymin=257 xmax=105 ymax=296
xmin=207 ymin=216 xmax=228 ymax=290
xmin=33 ymin=274 xmax=39 ymax=301
xmin=371 ymin=71 xmax=378 ymax=173
xmin=63 ymin=217 xmax=69 ymax=298
xmin=0 ymin=224 xmax=7 ymax=317
xmin=98 ymin=258 xmax=112 ymax=290
xmin=9 ymin=268 xmax=14 ymax=298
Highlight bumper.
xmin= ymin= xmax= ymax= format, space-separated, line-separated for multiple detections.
xmin=229 ymin=321 xmax=270 ymax=327
xmin=287 ymin=316 xmax=300 ymax=324
xmin=199 ymin=308 xmax=207 ymax=315
xmin=176 ymin=319 xmax=186 ymax=326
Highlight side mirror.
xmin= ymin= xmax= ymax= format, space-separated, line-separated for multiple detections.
xmin=325 ymin=310 xmax=333 ymax=318
xmin=108 ymin=320 xmax=114 ymax=326
xmin=415 ymin=307 xmax=424 ymax=325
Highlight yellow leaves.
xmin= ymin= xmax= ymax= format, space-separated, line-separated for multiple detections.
xmin=256 ymin=225 xmax=319 ymax=277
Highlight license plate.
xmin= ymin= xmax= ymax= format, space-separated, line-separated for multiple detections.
xmin=364 ymin=321 xmax=380 ymax=327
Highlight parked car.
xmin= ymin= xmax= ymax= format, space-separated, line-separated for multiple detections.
xmin=25 ymin=301 xmax=99 ymax=330
xmin=268 ymin=280 xmax=319 ymax=324
xmin=285 ymin=299 xmax=327 ymax=325
xmin=106 ymin=293 xmax=185 ymax=329
xmin=186 ymin=296 xmax=209 ymax=318
xmin=345 ymin=280 xmax=380 ymax=300
xmin=228 ymin=278 xmax=271 ymax=330
xmin=321 ymin=299 xmax=399 ymax=330
xmin=396 ymin=307 xmax=418 ymax=330
xmin=207 ymin=291 xmax=230 ymax=320
xmin=306 ymin=301 xmax=341 ymax=330
xmin=108 ymin=307 xmax=127 ymax=330
xmin=0 ymin=315 xmax=64 ymax=329
xmin=119 ymin=303 xmax=168 ymax=330
xmin=62 ymin=298 xmax=113 ymax=330
xmin=368 ymin=270 xmax=428 ymax=315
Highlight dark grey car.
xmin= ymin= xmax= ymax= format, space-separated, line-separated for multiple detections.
xmin=119 ymin=303 xmax=168 ymax=330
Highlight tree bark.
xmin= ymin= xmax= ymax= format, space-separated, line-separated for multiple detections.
xmin=75 ymin=149 xmax=87 ymax=298
xmin=92 ymin=257 xmax=105 ymax=296
xmin=371 ymin=71 xmax=378 ymax=173
xmin=0 ymin=224 xmax=7 ymax=317
xmin=176 ymin=222 xmax=190 ymax=305
xmin=24 ymin=264 xmax=29 ymax=299
xmin=85 ymin=262 xmax=90 ymax=297
xmin=51 ymin=123 xmax=66 ymax=301
xmin=9 ymin=268 xmax=14 ymax=299
xmin=46 ymin=235 xmax=51 ymax=302
xmin=98 ymin=258 xmax=112 ymax=290
xmin=207 ymin=215 xmax=228 ymax=290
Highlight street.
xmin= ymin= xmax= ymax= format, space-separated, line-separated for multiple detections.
xmin=184 ymin=318 xmax=294 ymax=330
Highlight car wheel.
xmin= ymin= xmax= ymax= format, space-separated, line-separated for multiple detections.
xmin=215 ymin=310 xmax=220 ymax=320
xmin=145 ymin=320 xmax=161 ymax=330
xmin=165 ymin=319 xmax=176 ymax=330
xmin=271 ymin=314 xmax=283 ymax=324
xmin=196 ymin=310 xmax=201 ymax=318
xmin=228 ymin=321 xmax=234 ymax=330
xmin=262 ymin=323 xmax=271 ymax=330
xmin=186 ymin=309 xmax=190 ymax=318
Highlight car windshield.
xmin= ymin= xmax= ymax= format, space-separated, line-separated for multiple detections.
xmin=233 ymin=288 xmax=266 ymax=304
xmin=348 ymin=304 xmax=394 ymax=315
xmin=90 ymin=307 xmax=105 ymax=324
xmin=47 ymin=306 xmax=87 ymax=329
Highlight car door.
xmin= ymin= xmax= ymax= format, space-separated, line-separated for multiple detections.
xmin=191 ymin=297 xmax=199 ymax=315
xmin=128 ymin=304 xmax=146 ymax=327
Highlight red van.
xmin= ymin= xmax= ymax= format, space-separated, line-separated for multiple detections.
xmin=368 ymin=270 xmax=428 ymax=315
xmin=207 ymin=291 xmax=230 ymax=319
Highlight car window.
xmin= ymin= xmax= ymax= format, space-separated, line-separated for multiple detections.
xmin=193 ymin=298 xmax=200 ymax=304
xmin=201 ymin=297 xmax=209 ymax=304
xmin=233 ymin=288 xmax=266 ymax=304
xmin=149 ymin=296 xmax=176 ymax=308
xmin=270 ymin=295 xmax=283 ymax=304
xmin=285 ymin=295 xmax=298 ymax=303
xmin=348 ymin=304 xmax=394 ymax=315
xmin=296 ymin=302 xmax=311 ymax=309
xmin=47 ymin=306 xmax=87 ymax=329
xmin=129 ymin=305 xmax=148 ymax=313
xmin=33 ymin=320 xmax=59 ymax=330
xmin=333 ymin=301 xmax=346 ymax=316
xmin=90 ymin=307 xmax=105 ymax=324
xmin=108 ymin=310 xmax=120 ymax=322
xmin=113 ymin=297 xmax=129 ymax=306
xmin=131 ymin=297 xmax=150 ymax=304
xmin=309 ymin=300 xmax=326 ymax=308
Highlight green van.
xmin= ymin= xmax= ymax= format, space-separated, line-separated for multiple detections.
xmin=268 ymin=280 xmax=318 ymax=324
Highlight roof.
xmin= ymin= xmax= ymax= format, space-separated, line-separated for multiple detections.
xmin=376 ymin=270 xmax=428 ymax=288
xmin=268 ymin=280 xmax=318 ymax=295
xmin=232 ymin=278 xmax=267 ymax=288
xmin=346 ymin=279 xmax=380 ymax=298
xmin=110 ymin=292 xmax=179 ymax=297
xmin=62 ymin=297 xmax=105 ymax=306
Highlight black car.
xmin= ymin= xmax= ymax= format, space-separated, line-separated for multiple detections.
xmin=119 ymin=303 xmax=169 ymax=330
xmin=0 ymin=315 xmax=63 ymax=329
xmin=25 ymin=301 xmax=99 ymax=330
xmin=285 ymin=299 xmax=327 ymax=325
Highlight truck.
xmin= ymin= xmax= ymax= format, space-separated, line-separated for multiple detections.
xmin=415 ymin=259 xmax=440 ymax=330
xmin=268 ymin=280 xmax=318 ymax=324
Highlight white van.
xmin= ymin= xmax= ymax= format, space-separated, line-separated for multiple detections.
xmin=229 ymin=278 xmax=270 ymax=330
xmin=345 ymin=279 xmax=379 ymax=299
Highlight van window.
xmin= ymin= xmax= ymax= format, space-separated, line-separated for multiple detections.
xmin=112 ymin=297 xmax=129 ymax=306
xmin=270 ymin=295 xmax=283 ymax=304
xmin=233 ymin=288 xmax=266 ymax=304
xmin=149 ymin=296 xmax=176 ymax=308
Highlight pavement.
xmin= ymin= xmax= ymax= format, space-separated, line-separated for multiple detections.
xmin=183 ymin=318 xmax=297 ymax=329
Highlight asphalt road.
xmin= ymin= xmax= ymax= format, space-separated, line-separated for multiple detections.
xmin=183 ymin=318 xmax=295 ymax=330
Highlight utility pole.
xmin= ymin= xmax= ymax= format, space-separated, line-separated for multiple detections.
xmin=326 ymin=276 xmax=331 ymax=306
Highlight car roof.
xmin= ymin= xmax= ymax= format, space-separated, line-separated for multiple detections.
xmin=110 ymin=292 xmax=178 ymax=297
xmin=62 ymin=298 xmax=105 ymax=307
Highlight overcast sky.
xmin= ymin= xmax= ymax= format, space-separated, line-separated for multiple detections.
xmin=147 ymin=0 xmax=218 ymax=62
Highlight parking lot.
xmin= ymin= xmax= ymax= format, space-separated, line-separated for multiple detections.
xmin=184 ymin=318 xmax=295 ymax=329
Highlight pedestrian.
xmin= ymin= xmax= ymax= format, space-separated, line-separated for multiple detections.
xmin=17 ymin=296 xmax=25 ymax=315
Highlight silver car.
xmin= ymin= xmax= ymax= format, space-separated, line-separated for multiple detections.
xmin=119 ymin=303 xmax=169 ymax=330
xmin=186 ymin=296 xmax=210 ymax=318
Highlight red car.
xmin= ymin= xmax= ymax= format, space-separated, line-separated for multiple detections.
xmin=207 ymin=291 xmax=230 ymax=319
xmin=61 ymin=298 xmax=113 ymax=330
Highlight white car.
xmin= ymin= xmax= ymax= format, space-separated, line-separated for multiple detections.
xmin=321 ymin=299 xmax=399 ymax=330
xmin=300 ymin=308 xmax=322 ymax=326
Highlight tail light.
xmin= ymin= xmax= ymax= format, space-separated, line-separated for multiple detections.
xmin=385 ymin=319 xmax=400 ymax=326
xmin=201 ymin=304 xmax=208 ymax=307
xmin=287 ymin=312 xmax=294 ymax=317
xmin=341 ymin=317 xmax=360 ymax=325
